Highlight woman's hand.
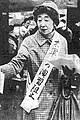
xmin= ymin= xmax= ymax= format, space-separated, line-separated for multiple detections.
xmin=61 ymin=65 xmax=75 ymax=77
xmin=61 ymin=65 xmax=80 ymax=88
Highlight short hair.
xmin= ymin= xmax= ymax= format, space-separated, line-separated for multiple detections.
xmin=33 ymin=1 xmax=59 ymax=26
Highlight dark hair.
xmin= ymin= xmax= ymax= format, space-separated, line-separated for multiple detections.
xmin=33 ymin=6 xmax=59 ymax=26
xmin=21 ymin=16 xmax=33 ymax=25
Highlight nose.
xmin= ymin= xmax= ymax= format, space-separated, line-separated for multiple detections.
xmin=40 ymin=20 xmax=45 ymax=27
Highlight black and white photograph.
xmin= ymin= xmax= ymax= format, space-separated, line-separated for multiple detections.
xmin=0 ymin=0 xmax=80 ymax=120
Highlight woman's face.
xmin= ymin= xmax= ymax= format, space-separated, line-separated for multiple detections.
xmin=37 ymin=13 xmax=54 ymax=35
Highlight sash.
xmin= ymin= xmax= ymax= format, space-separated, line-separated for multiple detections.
xmin=20 ymin=31 xmax=62 ymax=113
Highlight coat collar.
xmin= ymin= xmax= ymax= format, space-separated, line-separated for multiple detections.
xmin=35 ymin=30 xmax=55 ymax=46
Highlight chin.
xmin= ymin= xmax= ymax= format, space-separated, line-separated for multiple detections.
xmin=39 ymin=29 xmax=48 ymax=35
xmin=41 ymin=31 xmax=49 ymax=35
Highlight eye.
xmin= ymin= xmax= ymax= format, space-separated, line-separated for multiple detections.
xmin=44 ymin=19 xmax=49 ymax=22
xmin=37 ymin=17 xmax=42 ymax=22
xmin=37 ymin=15 xmax=42 ymax=22
xmin=44 ymin=16 xmax=49 ymax=22
xmin=38 ymin=19 xmax=42 ymax=22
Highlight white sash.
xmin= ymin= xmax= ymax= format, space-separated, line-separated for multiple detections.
xmin=20 ymin=31 xmax=62 ymax=113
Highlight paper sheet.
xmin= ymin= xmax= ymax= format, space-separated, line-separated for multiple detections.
xmin=49 ymin=54 xmax=80 ymax=74
xmin=0 ymin=71 xmax=5 ymax=94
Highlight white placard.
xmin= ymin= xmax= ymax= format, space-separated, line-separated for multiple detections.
xmin=0 ymin=71 xmax=5 ymax=94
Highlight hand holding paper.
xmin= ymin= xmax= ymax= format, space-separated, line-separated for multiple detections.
xmin=49 ymin=54 xmax=80 ymax=74
xmin=0 ymin=68 xmax=5 ymax=94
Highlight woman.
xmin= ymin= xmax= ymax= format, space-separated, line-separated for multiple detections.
xmin=0 ymin=1 xmax=68 ymax=120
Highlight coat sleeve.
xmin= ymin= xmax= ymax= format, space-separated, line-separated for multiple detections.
xmin=1 ymin=39 xmax=29 ymax=79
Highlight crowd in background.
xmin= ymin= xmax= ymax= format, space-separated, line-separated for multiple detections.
xmin=8 ymin=16 xmax=37 ymax=59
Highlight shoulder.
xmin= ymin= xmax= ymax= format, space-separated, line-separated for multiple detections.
xmin=21 ymin=32 xmax=37 ymax=48
xmin=55 ymin=30 xmax=67 ymax=43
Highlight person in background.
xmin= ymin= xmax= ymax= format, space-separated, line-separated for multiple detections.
xmin=56 ymin=19 xmax=72 ymax=43
xmin=21 ymin=16 xmax=37 ymax=36
xmin=27 ymin=17 xmax=38 ymax=35
xmin=17 ymin=25 xmax=28 ymax=49
xmin=69 ymin=19 xmax=80 ymax=57
xmin=22 ymin=16 xmax=33 ymax=28
xmin=8 ymin=25 xmax=19 ymax=60
xmin=0 ymin=1 xmax=74 ymax=120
